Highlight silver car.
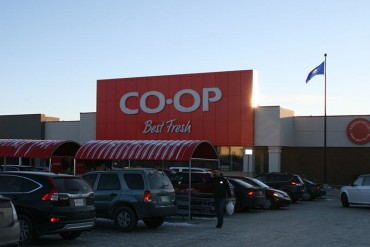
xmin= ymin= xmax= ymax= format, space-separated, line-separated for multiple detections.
xmin=341 ymin=174 xmax=370 ymax=207
xmin=0 ymin=195 xmax=20 ymax=247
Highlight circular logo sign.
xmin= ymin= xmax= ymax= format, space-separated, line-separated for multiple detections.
xmin=346 ymin=118 xmax=370 ymax=145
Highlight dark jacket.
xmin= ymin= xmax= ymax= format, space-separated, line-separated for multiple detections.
xmin=209 ymin=175 xmax=232 ymax=199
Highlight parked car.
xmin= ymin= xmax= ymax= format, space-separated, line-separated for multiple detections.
xmin=168 ymin=172 xmax=236 ymax=215
xmin=0 ymin=171 xmax=96 ymax=246
xmin=254 ymin=172 xmax=306 ymax=203
xmin=229 ymin=176 xmax=291 ymax=209
xmin=81 ymin=168 xmax=177 ymax=232
xmin=225 ymin=177 xmax=266 ymax=212
xmin=169 ymin=167 xmax=212 ymax=173
xmin=0 ymin=195 xmax=20 ymax=247
xmin=301 ymin=177 xmax=326 ymax=201
xmin=169 ymin=172 xmax=235 ymax=197
xmin=340 ymin=174 xmax=370 ymax=207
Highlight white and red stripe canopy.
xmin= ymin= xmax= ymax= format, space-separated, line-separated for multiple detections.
xmin=74 ymin=140 xmax=218 ymax=161
xmin=0 ymin=139 xmax=80 ymax=159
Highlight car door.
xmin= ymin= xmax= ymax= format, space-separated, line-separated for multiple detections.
xmin=360 ymin=175 xmax=370 ymax=204
xmin=94 ymin=173 xmax=121 ymax=216
xmin=348 ymin=176 xmax=364 ymax=203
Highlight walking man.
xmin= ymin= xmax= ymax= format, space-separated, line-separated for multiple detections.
xmin=209 ymin=168 xmax=231 ymax=228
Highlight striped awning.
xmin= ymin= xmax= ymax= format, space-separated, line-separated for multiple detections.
xmin=74 ymin=140 xmax=218 ymax=161
xmin=0 ymin=139 xmax=81 ymax=159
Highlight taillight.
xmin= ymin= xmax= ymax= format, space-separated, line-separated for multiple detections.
xmin=42 ymin=177 xmax=59 ymax=201
xmin=50 ymin=217 xmax=60 ymax=223
xmin=248 ymin=191 xmax=255 ymax=196
xmin=291 ymin=181 xmax=297 ymax=185
xmin=42 ymin=190 xmax=59 ymax=201
xmin=144 ymin=191 xmax=152 ymax=202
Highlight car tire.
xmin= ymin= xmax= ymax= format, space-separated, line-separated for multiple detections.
xmin=143 ymin=217 xmax=165 ymax=228
xmin=341 ymin=193 xmax=350 ymax=208
xmin=59 ymin=231 xmax=82 ymax=240
xmin=302 ymin=191 xmax=313 ymax=201
xmin=18 ymin=214 xmax=34 ymax=246
xmin=263 ymin=198 xmax=274 ymax=210
xmin=114 ymin=206 xmax=138 ymax=232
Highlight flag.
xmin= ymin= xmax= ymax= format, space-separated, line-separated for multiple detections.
xmin=306 ymin=61 xmax=325 ymax=83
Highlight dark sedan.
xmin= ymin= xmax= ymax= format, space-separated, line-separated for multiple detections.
xmin=230 ymin=176 xmax=291 ymax=209
xmin=302 ymin=178 xmax=326 ymax=201
xmin=226 ymin=177 xmax=266 ymax=212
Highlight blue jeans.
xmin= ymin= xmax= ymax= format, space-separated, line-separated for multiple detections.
xmin=214 ymin=197 xmax=226 ymax=226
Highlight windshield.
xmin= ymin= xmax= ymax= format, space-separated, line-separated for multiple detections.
xmin=248 ymin=178 xmax=269 ymax=188
xmin=231 ymin=178 xmax=254 ymax=188
xmin=147 ymin=171 xmax=174 ymax=190
xmin=53 ymin=177 xmax=93 ymax=194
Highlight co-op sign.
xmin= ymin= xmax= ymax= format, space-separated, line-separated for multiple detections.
xmin=96 ymin=70 xmax=255 ymax=146
xmin=120 ymin=88 xmax=222 ymax=114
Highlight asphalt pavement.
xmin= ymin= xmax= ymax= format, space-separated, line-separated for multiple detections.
xmin=29 ymin=187 xmax=370 ymax=247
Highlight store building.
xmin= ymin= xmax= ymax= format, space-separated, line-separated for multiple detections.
xmin=0 ymin=70 xmax=369 ymax=184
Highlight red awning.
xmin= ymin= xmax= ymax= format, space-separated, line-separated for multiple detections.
xmin=0 ymin=139 xmax=81 ymax=159
xmin=74 ymin=140 xmax=218 ymax=161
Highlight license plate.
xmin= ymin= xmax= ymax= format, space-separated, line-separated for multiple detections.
xmin=161 ymin=196 xmax=170 ymax=203
xmin=74 ymin=198 xmax=85 ymax=207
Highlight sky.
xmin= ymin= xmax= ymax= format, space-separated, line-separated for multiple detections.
xmin=1 ymin=1 xmax=370 ymax=121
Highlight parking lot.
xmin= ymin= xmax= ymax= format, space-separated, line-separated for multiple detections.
xmin=28 ymin=187 xmax=370 ymax=247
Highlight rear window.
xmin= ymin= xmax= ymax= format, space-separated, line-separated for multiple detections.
xmin=231 ymin=179 xmax=254 ymax=188
xmin=147 ymin=171 xmax=173 ymax=190
xmin=53 ymin=177 xmax=92 ymax=194
xmin=255 ymin=174 xmax=267 ymax=182
xmin=250 ymin=178 xmax=268 ymax=188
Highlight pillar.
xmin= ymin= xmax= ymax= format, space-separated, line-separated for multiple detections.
xmin=268 ymin=146 xmax=281 ymax=172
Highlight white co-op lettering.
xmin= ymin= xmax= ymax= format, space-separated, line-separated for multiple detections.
xmin=120 ymin=88 xmax=222 ymax=114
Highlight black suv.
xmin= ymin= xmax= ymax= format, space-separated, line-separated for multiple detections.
xmin=0 ymin=171 xmax=95 ymax=245
xmin=254 ymin=172 xmax=305 ymax=203
xmin=81 ymin=168 xmax=177 ymax=232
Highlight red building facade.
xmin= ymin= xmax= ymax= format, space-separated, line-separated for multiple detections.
xmin=96 ymin=70 xmax=255 ymax=147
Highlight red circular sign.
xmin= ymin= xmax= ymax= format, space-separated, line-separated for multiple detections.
xmin=346 ymin=118 xmax=370 ymax=145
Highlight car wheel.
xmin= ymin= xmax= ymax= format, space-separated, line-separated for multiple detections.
xmin=143 ymin=217 xmax=165 ymax=228
xmin=59 ymin=231 xmax=82 ymax=240
xmin=18 ymin=215 xmax=34 ymax=246
xmin=341 ymin=193 xmax=350 ymax=208
xmin=263 ymin=198 xmax=274 ymax=209
xmin=302 ymin=191 xmax=313 ymax=201
xmin=114 ymin=206 xmax=138 ymax=232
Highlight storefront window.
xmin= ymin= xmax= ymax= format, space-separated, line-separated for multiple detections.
xmin=217 ymin=146 xmax=243 ymax=171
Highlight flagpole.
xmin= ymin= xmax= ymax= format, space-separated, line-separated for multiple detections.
xmin=324 ymin=53 xmax=327 ymax=183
